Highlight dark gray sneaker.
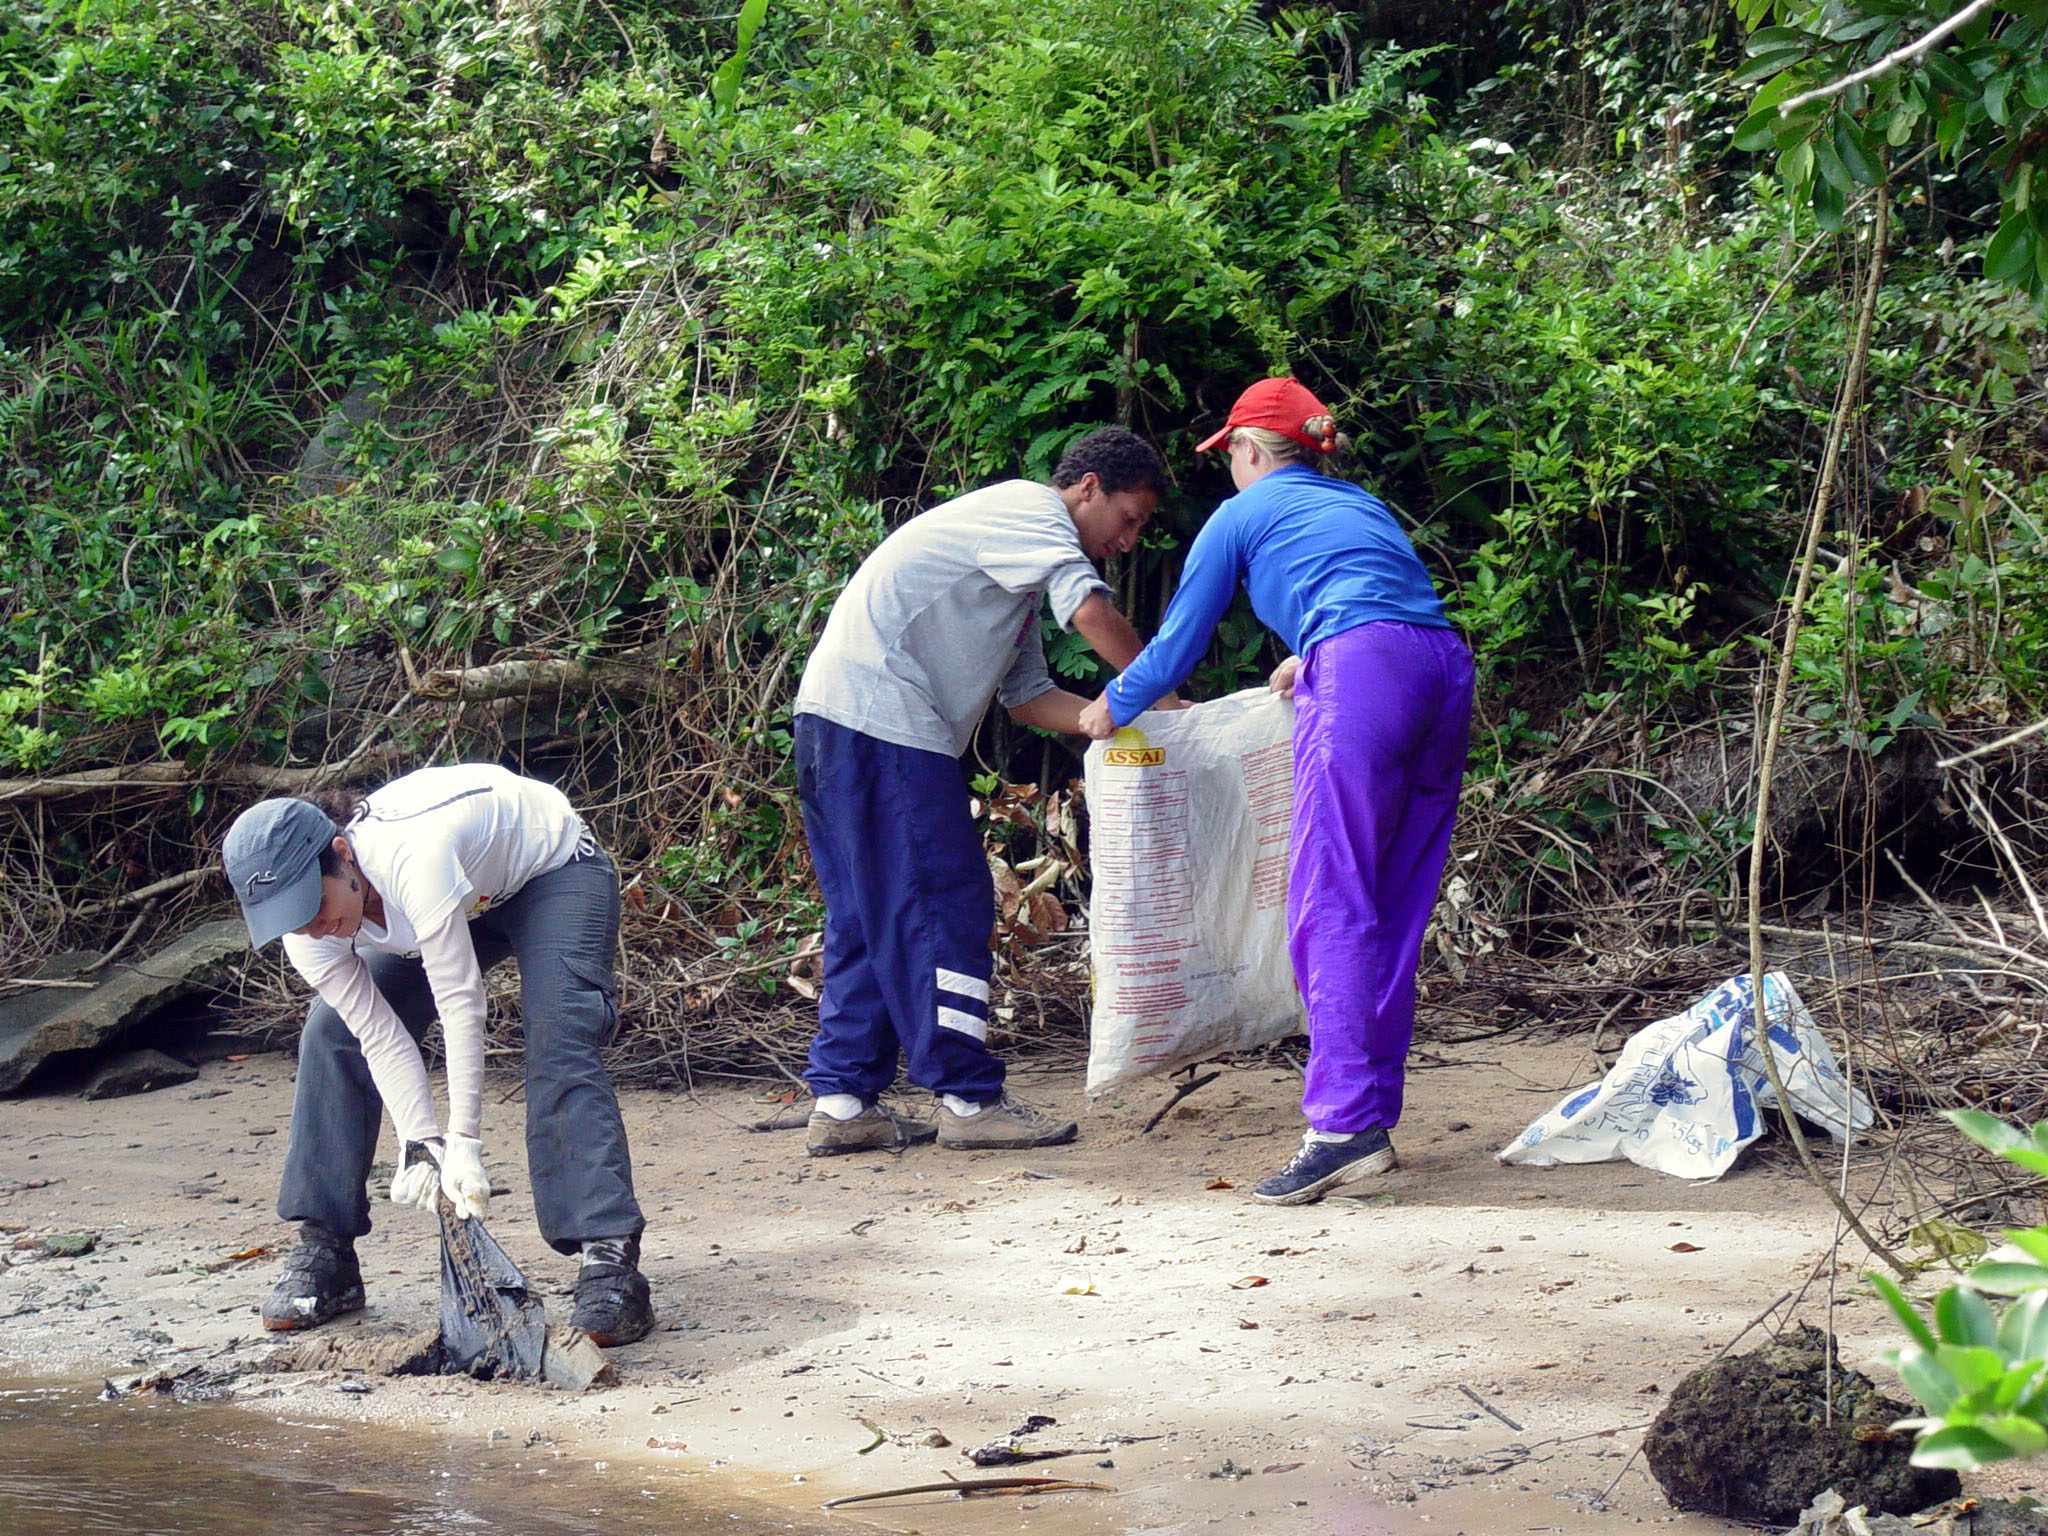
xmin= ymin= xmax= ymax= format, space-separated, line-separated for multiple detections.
xmin=1251 ymin=1128 xmax=1397 ymax=1206
xmin=571 ymin=1235 xmax=654 ymax=1347
xmin=937 ymin=1092 xmax=1077 ymax=1151
xmin=261 ymin=1223 xmax=365 ymax=1331
xmin=806 ymin=1104 xmax=939 ymax=1157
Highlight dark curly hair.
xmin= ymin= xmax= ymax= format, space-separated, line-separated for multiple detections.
xmin=1050 ymin=427 xmax=1167 ymax=498
xmin=300 ymin=789 xmax=359 ymax=876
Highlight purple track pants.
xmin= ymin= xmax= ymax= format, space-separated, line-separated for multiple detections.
xmin=1289 ymin=621 xmax=1473 ymax=1133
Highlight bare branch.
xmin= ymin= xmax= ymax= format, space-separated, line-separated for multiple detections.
xmin=1778 ymin=0 xmax=2000 ymax=116
xmin=0 ymin=744 xmax=403 ymax=806
xmin=417 ymin=652 xmax=664 ymax=702
xmin=1938 ymin=714 xmax=2048 ymax=769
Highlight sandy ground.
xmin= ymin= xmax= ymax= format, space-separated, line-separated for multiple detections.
xmin=0 ymin=1034 xmax=1984 ymax=1534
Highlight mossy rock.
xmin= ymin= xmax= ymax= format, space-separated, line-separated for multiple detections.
xmin=1643 ymin=1324 xmax=1959 ymax=1526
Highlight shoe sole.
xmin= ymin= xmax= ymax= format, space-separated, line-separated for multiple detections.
xmin=260 ymin=1287 xmax=366 ymax=1331
xmin=937 ymin=1126 xmax=1079 ymax=1151
xmin=806 ymin=1125 xmax=940 ymax=1157
xmin=1250 ymin=1145 xmax=1398 ymax=1206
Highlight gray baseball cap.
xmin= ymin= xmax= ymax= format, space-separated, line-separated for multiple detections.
xmin=221 ymin=798 xmax=337 ymax=946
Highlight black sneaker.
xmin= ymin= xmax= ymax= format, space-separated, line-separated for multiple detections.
xmin=261 ymin=1223 xmax=365 ymax=1331
xmin=571 ymin=1235 xmax=654 ymax=1347
xmin=1251 ymin=1128 xmax=1397 ymax=1206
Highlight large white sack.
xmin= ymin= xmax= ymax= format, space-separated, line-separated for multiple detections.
xmin=1084 ymin=688 xmax=1304 ymax=1094
xmin=1497 ymin=971 xmax=1874 ymax=1179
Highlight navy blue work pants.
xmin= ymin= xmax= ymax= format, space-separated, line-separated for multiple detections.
xmin=794 ymin=714 xmax=1004 ymax=1104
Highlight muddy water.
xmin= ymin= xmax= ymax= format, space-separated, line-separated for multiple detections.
xmin=0 ymin=1376 xmax=836 ymax=1536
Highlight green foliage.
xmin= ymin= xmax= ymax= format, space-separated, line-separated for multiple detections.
xmin=4 ymin=0 xmax=2046 ymax=945
xmin=1409 ymin=221 xmax=1792 ymax=687
xmin=1872 ymin=1110 xmax=2048 ymax=1469
xmin=1733 ymin=0 xmax=2048 ymax=304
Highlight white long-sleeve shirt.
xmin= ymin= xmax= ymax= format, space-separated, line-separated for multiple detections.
xmin=282 ymin=764 xmax=588 ymax=1144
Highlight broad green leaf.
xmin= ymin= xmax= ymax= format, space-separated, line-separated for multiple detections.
xmin=1968 ymin=1261 xmax=2048 ymax=1295
xmin=1986 ymin=216 xmax=2035 ymax=287
xmin=2024 ymin=61 xmax=2048 ymax=111
xmin=1813 ymin=133 xmax=1854 ymax=193
xmin=2004 ymin=1229 xmax=2048 ymax=1267
xmin=1832 ymin=116 xmax=1881 ymax=186
xmin=1871 ymin=1272 xmax=1939 ymax=1353
xmin=1750 ymin=72 xmax=1798 ymax=113
xmin=1935 ymin=1342 xmax=2006 ymax=1395
xmin=1937 ymin=1286 xmax=2000 ymax=1349
xmin=1979 ymin=1414 xmax=2048 ymax=1456
xmin=1782 ymin=140 xmax=1815 ymax=192
xmin=1738 ymin=47 xmax=1811 ymax=86
xmin=1945 ymin=1108 xmax=2025 ymax=1155
xmin=1733 ymin=106 xmax=1782 ymax=152
xmin=709 ymin=0 xmax=770 ymax=116
xmin=1825 ymin=15 xmax=1892 ymax=44
xmin=1898 ymin=1345 xmax=1962 ymax=1412
xmin=1985 ymin=72 xmax=2010 ymax=126
xmin=1811 ymin=172 xmax=1845 ymax=231
xmin=1992 ymin=1359 xmax=2046 ymax=1411
xmin=1924 ymin=51 xmax=1980 ymax=100
xmin=1913 ymin=1424 xmax=2018 ymax=1469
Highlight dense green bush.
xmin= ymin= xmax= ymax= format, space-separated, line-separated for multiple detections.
xmin=2 ymin=0 xmax=2043 ymax=928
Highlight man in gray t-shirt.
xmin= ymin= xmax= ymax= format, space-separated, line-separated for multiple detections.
xmin=791 ymin=427 xmax=1169 ymax=1157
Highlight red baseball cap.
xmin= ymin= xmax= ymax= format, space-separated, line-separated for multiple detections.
xmin=1194 ymin=376 xmax=1336 ymax=455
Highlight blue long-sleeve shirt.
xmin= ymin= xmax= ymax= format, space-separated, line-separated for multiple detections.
xmin=1105 ymin=464 xmax=1449 ymax=725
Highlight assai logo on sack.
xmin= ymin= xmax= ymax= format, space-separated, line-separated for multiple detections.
xmin=1103 ymin=727 xmax=1164 ymax=767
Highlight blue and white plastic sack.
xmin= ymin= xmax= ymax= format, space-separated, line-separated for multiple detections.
xmin=1497 ymin=972 xmax=1874 ymax=1179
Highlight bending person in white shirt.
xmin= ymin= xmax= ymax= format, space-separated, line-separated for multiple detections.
xmin=221 ymin=763 xmax=652 ymax=1346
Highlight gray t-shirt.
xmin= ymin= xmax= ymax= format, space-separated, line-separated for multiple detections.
xmin=794 ymin=480 xmax=1111 ymax=757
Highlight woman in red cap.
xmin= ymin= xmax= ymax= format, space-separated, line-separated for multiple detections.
xmin=1078 ymin=377 xmax=1472 ymax=1205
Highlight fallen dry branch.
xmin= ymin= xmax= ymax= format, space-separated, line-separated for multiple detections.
xmin=0 ymin=745 xmax=403 ymax=806
xmin=71 ymin=867 xmax=213 ymax=919
xmin=415 ymin=651 xmax=667 ymax=702
xmin=821 ymin=1477 xmax=1116 ymax=1509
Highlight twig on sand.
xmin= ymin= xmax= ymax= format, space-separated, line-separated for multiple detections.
xmin=1142 ymin=1070 xmax=1221 ymax=1135
xmin=822 ymin=1476 xmax=1116 ymax=1509
xmin=1458 ymin=1383 xmax=1523 ymax=1432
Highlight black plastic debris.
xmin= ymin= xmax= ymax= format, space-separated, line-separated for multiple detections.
xmin=436 ymin=1196 xmax=547 ymax=1380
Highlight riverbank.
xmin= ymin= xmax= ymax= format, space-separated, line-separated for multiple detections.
xmin=0 ymin=1036 xmax=1952 ymax=1533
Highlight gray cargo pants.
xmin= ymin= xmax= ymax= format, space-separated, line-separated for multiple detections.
xmin=274 ymin=848 xmax=643 ymax=1254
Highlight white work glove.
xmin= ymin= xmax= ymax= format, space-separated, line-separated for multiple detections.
xmin=390 ymin=1136 xmax=445 ymax=1211
xmin=439 ymin=1133 xmax=491 ymax=1222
